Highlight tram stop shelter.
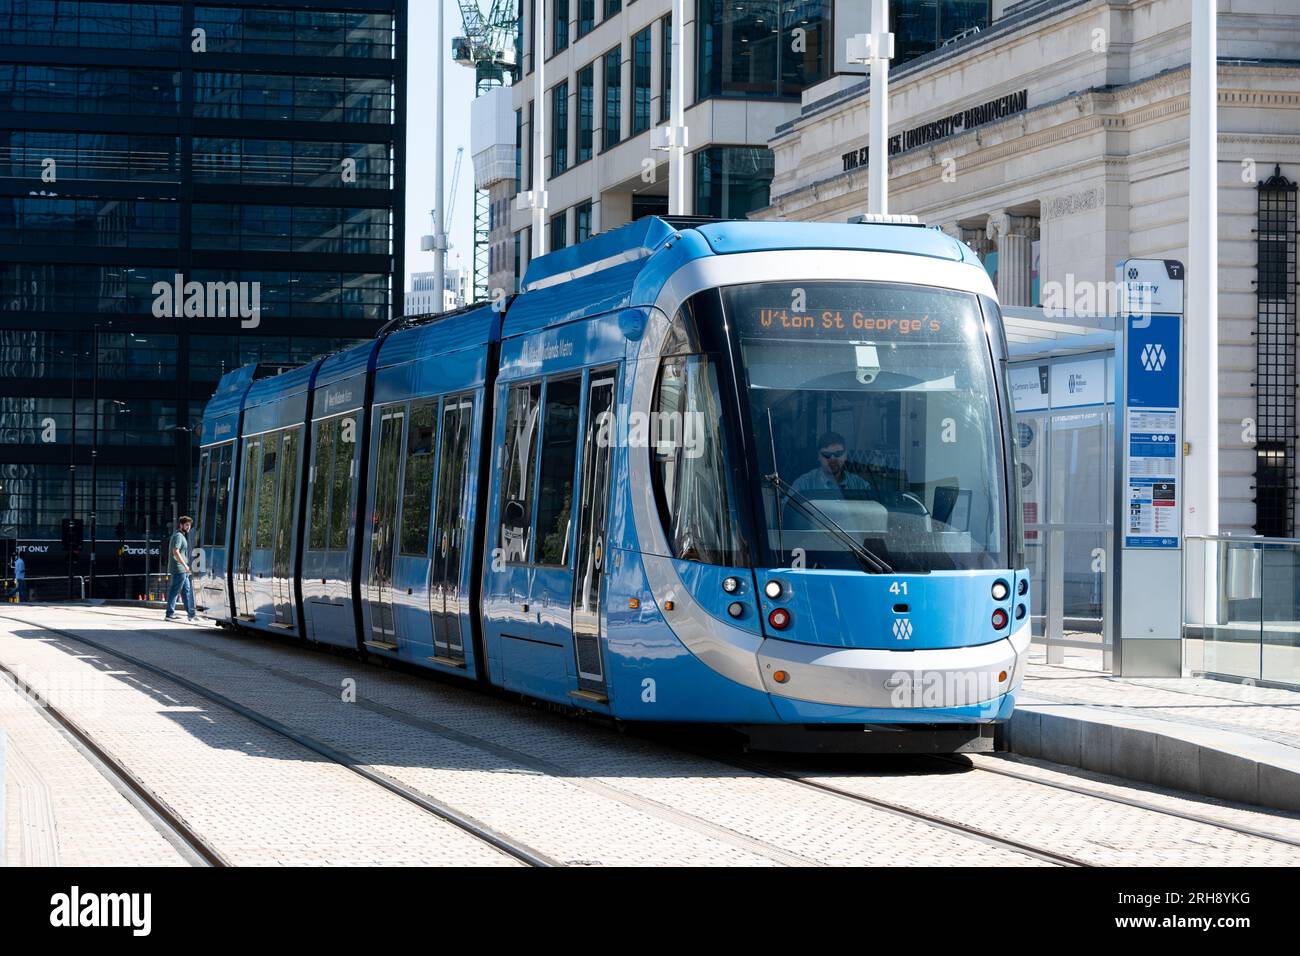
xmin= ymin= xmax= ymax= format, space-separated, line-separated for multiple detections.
xmin=1003 ymin=307 xmax=1117 ymax=672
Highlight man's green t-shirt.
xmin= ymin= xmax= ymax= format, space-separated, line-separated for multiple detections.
xmin=169 ymin=530 xmax=189 ymax=574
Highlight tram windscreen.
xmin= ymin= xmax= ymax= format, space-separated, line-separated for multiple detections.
xmin=726 ymin=281 xmax=1007 ymax=572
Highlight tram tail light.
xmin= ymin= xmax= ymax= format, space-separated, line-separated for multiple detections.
xmin=768 ymin=608 xmax=791 ymax=630
xmin=991 ymin=608 xmax=1009 ymax=630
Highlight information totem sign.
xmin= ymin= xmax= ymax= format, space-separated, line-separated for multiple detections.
xmin=1114 ymin=258 xmax=1185 ymax=677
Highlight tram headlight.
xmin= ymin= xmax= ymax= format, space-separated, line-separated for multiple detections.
xmin=991 ymin=608 xmax=1009 ymax=630
xmin=764 ymin=579 xmax=785 ymax=600
xmin=768 ymin=608 xmax=791 ymax=630
xmin=727 ymin=601 xmax=745 ymax=619
xmin=991 ymin=579 xmax=1010 ymax=601
xmin=722 ymin=576 xmax=741 ymax=594
xmin=1017 ymin=578 xmax=1029 ymax=596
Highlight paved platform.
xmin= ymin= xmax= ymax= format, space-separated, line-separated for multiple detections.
xmin=6 ymin=605 xmax=1300 ymax=866
xmin=1010 ymin=654 xmax=1300 ymax=812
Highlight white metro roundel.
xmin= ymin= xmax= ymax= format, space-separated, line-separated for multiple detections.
xmin=1140 ymin=343 xmax=1167 ymax=372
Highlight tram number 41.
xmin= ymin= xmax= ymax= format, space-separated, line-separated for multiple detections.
xmin=888 ymin=581 xmax=909 ymax=596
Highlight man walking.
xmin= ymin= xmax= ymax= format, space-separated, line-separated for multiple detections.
xmin=12 ymin=554 xmax=26 ymax=602
xmin=165 ymin=516 xmax=196 ymax=622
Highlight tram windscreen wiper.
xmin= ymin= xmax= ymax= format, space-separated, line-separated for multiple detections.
xmin=763 ymin=474 xmax=894 ymax=574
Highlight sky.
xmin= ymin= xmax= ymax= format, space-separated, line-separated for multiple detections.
xmin=404 ymin=1 xmax=481 ymax=291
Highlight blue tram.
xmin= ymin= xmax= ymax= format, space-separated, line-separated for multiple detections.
xmin=194 ymin=217 xmax=1031 ymax=751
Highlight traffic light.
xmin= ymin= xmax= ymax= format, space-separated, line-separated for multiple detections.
xmin=61 ymin=518 xmax=84 ymax=552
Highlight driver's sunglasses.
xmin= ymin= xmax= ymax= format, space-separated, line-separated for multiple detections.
xmin=820 ymin=449 xmax=846 ymax=460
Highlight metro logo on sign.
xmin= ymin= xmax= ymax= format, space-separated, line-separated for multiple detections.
xmin=1141 ymin=343 xmax=1167 ymax=372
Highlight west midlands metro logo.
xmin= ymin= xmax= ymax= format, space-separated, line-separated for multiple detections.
xmin=892 ymin=618 xmax=913 ymax=640
xmin=1141 ymin=343 xmax=1167 ymax=372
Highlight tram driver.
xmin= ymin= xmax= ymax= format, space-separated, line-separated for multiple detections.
xmin=791 ymin=431 xmax=874 ymax=500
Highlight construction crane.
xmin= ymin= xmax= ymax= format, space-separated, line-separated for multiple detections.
xmin=422 ymin=146 xmax=463 ymax=254
xmin=452 ymin=0 xmax=518 ymax=89
xmin=452 ymin=0 xmax=519 ymax=302
xmin=446 ymin=145 xmax=465 ymax=234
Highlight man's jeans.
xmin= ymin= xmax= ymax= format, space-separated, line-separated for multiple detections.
xmin=165 ymin=572 xmax=195 ymax=619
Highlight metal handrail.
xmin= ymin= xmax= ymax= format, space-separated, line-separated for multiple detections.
xmin=1185 ymin=533 xmax=1300 ymax=546
xmin=5 ymin=574 xmax=87 ymax=599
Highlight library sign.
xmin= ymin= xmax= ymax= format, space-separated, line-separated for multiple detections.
xmin=842 ymin=89 xmax=1028 ymax=172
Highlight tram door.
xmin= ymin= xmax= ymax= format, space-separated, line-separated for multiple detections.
xmin=270 ymin=429 xmax=299 ymax=627
xmin=430 ymin=396 xmax=473 ymax=664
xmin=366 ymin=406 xmax=404 ymax=647
xmin=571 ymin=374 xmax=616 ymax=695
xmin=234 ymin=438 xmax=261 ymax=618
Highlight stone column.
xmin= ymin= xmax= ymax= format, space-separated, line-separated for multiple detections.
xmin=960 ymin=223 xmax=993 ymax=260
xmin=986 ymin=212 xmax=1039 ymax=306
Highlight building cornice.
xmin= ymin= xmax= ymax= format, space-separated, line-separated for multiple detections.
xmin=767 ymin=62 xmax=1300 ymax=217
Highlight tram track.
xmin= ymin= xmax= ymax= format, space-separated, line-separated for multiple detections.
xmin=14 ymin=609 xmax=837 ymax=866
xmin=0 ymin=611 xmax=554 ymax=868
xmin=926 ymin=753 xmax=1300 ymax=851
xmin=708 ymin=753 xmax=1092 ymax=866
xmin=42 ymin=605 xmax=1300 ymax=866
xmin=17 ymin=608 xmax=1099 ymax=865
xmin=0 ymin=652 xmax=227 ymax=867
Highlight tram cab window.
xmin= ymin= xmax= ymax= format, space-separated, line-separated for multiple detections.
xmin=499 ymin=382 xmax=541 ymax=562
xmin=726 ymin=281 xmax=1008 ymax=572
xmin=650 ymin=351 xmax=746 ymax=566
xmin=200 ymin=443 xmax=233 ymax=548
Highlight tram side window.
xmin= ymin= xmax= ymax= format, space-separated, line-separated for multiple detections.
xmin=275 ymin=430 xmax=300 ymax=560
xmin=199 ymin=448 xmax=220 ymax=547
xmin=433 ymin=397 xmax=473 ymax=579
xmin=195 ymin=451 xmax=211 ymax=547
xmin=255 ymin=436 xmax=279 ymax=549
xmin=238 ymin=440 xmax=261 ymax=553
xmin=309 ymin=418 xmax=337 ymax=550
xmin=535 ymin=377 xmax=582 ymax=565
xmin=400 ymin=400 xmax=437 ymax=555
xmin=651 ymin=354 xmax=746 ymax=565
xmin=499 ymin=382 xmax=541 ymax=563
xmin=330 ymin=413 xmax=357 ymax=551
xmin=212 ymin=444 xmax=232 ymax=548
